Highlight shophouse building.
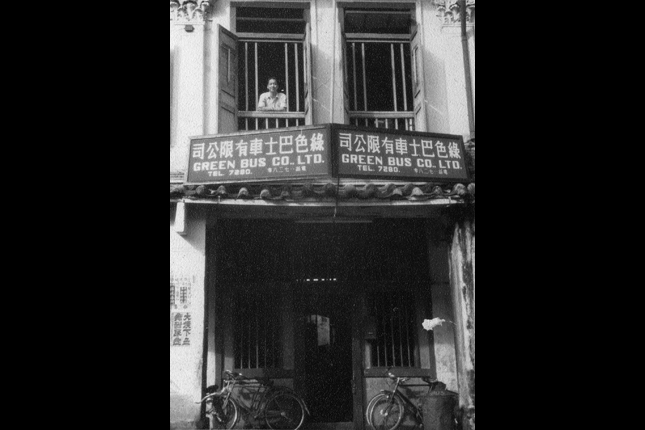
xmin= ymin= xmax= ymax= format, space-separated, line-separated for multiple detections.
xmin=170 ymin=1 xmax=475 ymax=428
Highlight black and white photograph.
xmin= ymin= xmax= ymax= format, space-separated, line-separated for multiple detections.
xmin=170 ymin=1 xmax=475 ymax=429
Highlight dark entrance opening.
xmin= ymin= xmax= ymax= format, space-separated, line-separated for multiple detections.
xmin=299 ymin=283 xmax=354 ymax=423
xmin=212 ymin=218 xmax=431 ymax=428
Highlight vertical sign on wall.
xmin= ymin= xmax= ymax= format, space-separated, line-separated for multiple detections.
xmin=170 ymin=272 xmax=194 ymax=347
xmin=171 ymin=311 xmax=192 ymax=346
xmin=317 ymin=315 xmax=330 ymax=346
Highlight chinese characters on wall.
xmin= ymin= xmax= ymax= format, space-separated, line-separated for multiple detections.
xmin=171 ymin=311 xmax=192 ymax=347
xmin=170 ymin=275 xmax=192 ymax=310
xmin=170 ymin=272 xmax=194 ymax=347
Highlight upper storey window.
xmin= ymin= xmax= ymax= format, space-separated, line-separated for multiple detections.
xmin=235 ymin=7 xmax=312 ymax=131
xmin=341 ymin=8 xmax=427 ymax=132
xmin=344 ymin=9 xmax=414 ymax=130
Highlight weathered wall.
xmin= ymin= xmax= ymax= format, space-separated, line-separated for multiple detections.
xmin=170 ymin=21 xmax=205 ymax=174
xmin=420 ymin=0 xmax=475 ymax=139
xmin=170 ymin=205 xmax=207 ymax=428
xmin=428 ymin=239 xmax=459 ymax=392
xmin=449 ymin=215 xmax=475 ymax=430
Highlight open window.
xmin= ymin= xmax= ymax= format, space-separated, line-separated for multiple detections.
xmin=342 ymin=8 xmax=426 ymax=131
xmin=233 ymin=6 xmax=313 ymax=131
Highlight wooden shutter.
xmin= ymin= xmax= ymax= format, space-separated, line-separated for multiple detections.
xmin=217 ymin=25 xmax=239 ymax=134
xmin=411 ymin=24 xmax=427 ymax=132
xmin=170 ymin=49 xmax=173 ymax=145
xmin=303 ymin=23 xmax=314 ymax=125
xmin=340 ymin=30 xmax=350 ymax=125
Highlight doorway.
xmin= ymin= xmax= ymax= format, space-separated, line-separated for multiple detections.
xmin=298 ymin=284 xmax=355 ymax=424
xmin=211 ymin=218 xmax=432 ymax=429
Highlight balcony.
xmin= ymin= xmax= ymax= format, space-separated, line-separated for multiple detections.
xmin=349 ymin=111 xmax=415 ymax=131
xmin=238 ymin=111 xmax=414 ymax=131
xmin=238 ymin=112 xmax=306 ymax=131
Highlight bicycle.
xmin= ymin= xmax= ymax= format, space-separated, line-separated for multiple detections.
xmin=365 ymin=370 xmax=443 ymax=430
xmin=197 ymin=370 xmax=309 ymax=430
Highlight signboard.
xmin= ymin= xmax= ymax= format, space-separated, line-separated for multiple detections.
xmin=186 ymin=124 xmax=470 ymax=185
xmin=335 ymin=126 xmax=470 ymax=181
xmin=317 ymin=315 xmax=330 ymax=346
xmin=170 ymin=270 xmax=194 ymax=347
xmin=171 ymin=311 xmax=192 ymax=346
xmin=186 ymin=126 xmax=332 ymax=184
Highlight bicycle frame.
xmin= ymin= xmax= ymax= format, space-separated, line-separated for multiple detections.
xmin=221 ymin=375 xmax=279 ymax=421
xmin=378 ymin=379 xmax=425 ymax=422
xmin=381 ymin=390 xmax=423 ymax=422
xmin=201 ymin=370 xmax=309 ymax=430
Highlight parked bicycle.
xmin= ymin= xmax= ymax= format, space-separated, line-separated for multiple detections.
xmin=366 ymin=370 xmax=442 ymax=430
xmin=197 ymin=369 xmax=309 ymax=430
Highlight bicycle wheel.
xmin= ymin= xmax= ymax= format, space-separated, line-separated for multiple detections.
xmin=368 ymin=393 xmax=405 ymax=430
xmin=365 ymin=391 xmax=392 ymax=427
xmin=208 ymin=397 xmax=239 ymax=429
xmin=264 ymin=391 xmax=306 ymax=430
xmin=365 ymin=394 xmax=381 ymax=427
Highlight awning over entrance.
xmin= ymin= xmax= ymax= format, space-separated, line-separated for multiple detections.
xmin=170 ymin=181 xmax=475 ymax=204
xmin=172 ymin=124 xmax=476 ymax=207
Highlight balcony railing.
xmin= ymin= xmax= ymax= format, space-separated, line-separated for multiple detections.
xmin=238 ymin=111 xmax=306 ymax=131
xmin=238 ymin=111 xmax=414 ymax=131
xmin=349 ymin=111 xmax=415 ymax=131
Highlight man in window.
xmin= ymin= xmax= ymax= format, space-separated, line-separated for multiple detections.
xmin=257 ymin=77 xmax=288 ymax=111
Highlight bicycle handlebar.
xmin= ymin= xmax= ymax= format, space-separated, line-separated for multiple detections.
xmin=195 ymin=393 xmax=216 ymax=404
xmin=224 ymin=370 xmax=243 ymax=378
xmin=385 ymin=369 xmax=438 ymax=386
xmin=223 ymin=370 xmax=273 ymax=386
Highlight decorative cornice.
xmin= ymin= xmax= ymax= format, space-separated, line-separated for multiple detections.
xmin=170 ymin=0 xmax=212 ymax=24
xmin=434 ymin=1 xmax=476 ymax=26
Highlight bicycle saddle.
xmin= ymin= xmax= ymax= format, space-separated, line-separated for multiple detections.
xmin=387 ymin=372 xmax=409 ymax=383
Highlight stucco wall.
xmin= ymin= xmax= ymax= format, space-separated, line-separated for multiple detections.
xmin=429 ymin=240 xmax=459 ymax=392
xmin=449 ymin=217 xmax=475 ymax=429
xmin=170 ymin=24 xmax=205 ymax=174
xmin=170 ymin=205 xmax=207 ymax=428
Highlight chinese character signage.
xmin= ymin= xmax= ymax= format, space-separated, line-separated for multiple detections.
xmin=171 ymin=312 xmax=192 ymax=346
xmin=186 ymin=124 xmax=470 ymax=184
xmin=317 ymin=315 xmax=330 ymax=347
xmin=186 ymin=126 xmax=332 ymax=184
xmin=170 ymin=271 xmax=194 ymax=347
xmin=170 ymin=278 xmax=192 ymax=310
xmin=335 ymin=127 xmax=470 ymax=181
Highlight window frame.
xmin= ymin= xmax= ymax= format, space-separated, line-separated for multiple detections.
xmin=231 ymin=3 xmax=313 ymax=131
xmin=362 ymin=282 xmax=436 ymax=377
xmin=340 ymin=4 xmax=420 ymax=131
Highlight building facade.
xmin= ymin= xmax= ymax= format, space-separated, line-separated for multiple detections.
xmin=170 ymin=1 xmax=475 ymax=429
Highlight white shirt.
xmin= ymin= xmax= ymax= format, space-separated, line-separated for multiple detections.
xmin=258 ymin=92 xmax=288 ymax=111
